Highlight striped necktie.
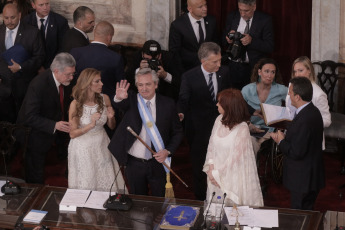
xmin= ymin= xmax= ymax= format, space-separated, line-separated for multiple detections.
xmin=208 ymin=73 xmax=215 ymax=102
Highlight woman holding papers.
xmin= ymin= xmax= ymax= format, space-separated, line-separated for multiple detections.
xmin=68 ymin=68 xmax=125 ymax=192
xmin=203 ymin=89 xmax=263 ymax=207
xmin=242 ymin=58 xmax=288 ymax=154
xmin=286 ymin=56 xmax=331 ymax=149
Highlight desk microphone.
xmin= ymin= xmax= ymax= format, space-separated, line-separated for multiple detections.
xmin=201 ymin=192 xmax=215 ymax=229
xmin=1 ymin=148 xmax=20 ymax=195
xmin=216 ymin=193 xmax=227 ymax=230
xmin=103 ymin=165 xmax=132 ymax=211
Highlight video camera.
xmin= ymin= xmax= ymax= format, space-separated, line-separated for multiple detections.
xmin=226 ymin=31 xmax=245 ymax=60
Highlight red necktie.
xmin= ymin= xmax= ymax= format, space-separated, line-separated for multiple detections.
xmin=59 ymin=84 xmax=64 ymax=120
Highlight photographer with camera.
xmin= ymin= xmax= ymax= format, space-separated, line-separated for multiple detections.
xmin=223 ymin=0 xmax=274 ymax=90
xmin=125 ymin=40 xmax=183 ymax=101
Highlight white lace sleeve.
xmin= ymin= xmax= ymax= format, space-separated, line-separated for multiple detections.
xmin=203 ymin=115 xmax=222 ymax=172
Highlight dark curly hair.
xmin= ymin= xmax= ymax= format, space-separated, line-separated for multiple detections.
xmin=250 ymin=58 xmax=283 ymax=84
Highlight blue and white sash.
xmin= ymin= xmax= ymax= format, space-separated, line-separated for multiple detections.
xmin=137 ymin=94 xmax=171 ymax=172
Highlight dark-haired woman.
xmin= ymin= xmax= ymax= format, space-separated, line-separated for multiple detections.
xmin=203 ymin=88 xmax=263 ymax=207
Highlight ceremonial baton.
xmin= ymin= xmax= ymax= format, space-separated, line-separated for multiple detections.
xmin=126 ymin=126 xmax=188 ymax=188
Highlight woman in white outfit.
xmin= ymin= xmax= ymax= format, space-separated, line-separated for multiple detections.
xmin=203 ymin=88 xmax=263 ymax=207
xmin=68 ymin=68 xmax=126 ymax=192
xmin=286 ymin=56 xmax=331 ymax=149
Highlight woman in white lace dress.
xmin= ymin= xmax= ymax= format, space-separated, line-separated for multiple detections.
xmin=68 ymin=68 xmax=126 ymax=192
xmin=203 ymin=89 xmax=263 ymax=207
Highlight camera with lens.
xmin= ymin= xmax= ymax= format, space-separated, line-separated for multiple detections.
xmin=145 ymin=43 xmax=162 ymax=72
xmin=226 ymin=31 xmax=245 ymax=60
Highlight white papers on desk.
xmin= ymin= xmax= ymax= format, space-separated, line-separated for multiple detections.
xmin=59 ymin=189 xmax=91 ymax=212
xmin=224 ymin=206 xmax=278 ymax=228
xmin=83 ymin=191 xmax=115 ymax=210
xmin=0 ymin=180 xmax=6 ymax=196
xmin=23 ymin=209 xmax=48 ymax=223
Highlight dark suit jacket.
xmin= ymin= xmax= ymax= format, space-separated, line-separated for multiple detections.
xmin=108 ymin=92 xmax=183 ymax=165
xmin=169 ymin=13 xmax=217 ymax=71
xmin=16 ymin=69 xmax=69 ymax=150
xmin=23 ymin=11 xmax=69 ymax=68
xmin=70 ymin=43 xmax=125 ymax=100
xmin=223 ymin=10 xmax=274 ymax=68
xmin=0 ymin=22 xmax=44 ymax=98
xmin=125 ymin=50 xmax=183 ymax=101
xmin=178 ymin=65 xmax=230 ymax=142
xmin=279 ymin=102 xmax=325 ymax=193
xmin=59 ymin=27 xmax=89 ymax=53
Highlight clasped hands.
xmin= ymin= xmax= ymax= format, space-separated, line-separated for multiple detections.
xmin=270 ymin=130 xmax=285 ymax=144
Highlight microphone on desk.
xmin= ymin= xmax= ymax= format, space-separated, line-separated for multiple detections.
xmin=1 ymin=148 xmax=20 ymax=195
xmin=103 ymin=165 xmax=132 ymax=211
xmin=201 ymin=192 xmax=216 ymax=229
xmin=216 ymin=193 xmax=227 ymax=230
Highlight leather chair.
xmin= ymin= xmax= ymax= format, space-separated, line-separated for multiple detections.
xmin=313 ymin=60 xmax=345 ymax=174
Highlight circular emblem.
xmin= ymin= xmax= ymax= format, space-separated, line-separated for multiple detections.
xmin=147 ymin=121 xmax=153 ymax=128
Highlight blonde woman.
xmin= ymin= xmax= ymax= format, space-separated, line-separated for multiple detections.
xmin=68 ymin=68 xmax=125 ymax=192
xmin=286 ymin=56 xmax=331 ymax=149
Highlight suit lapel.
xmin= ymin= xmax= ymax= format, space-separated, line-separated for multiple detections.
xmin=14 ymin=23 xmax=24 ymax=44
xmin=184 ymin=14 xmax=199 ymax=46
xmin=47 ymin=71 xmax=61 ymax=110
xmin=204 ymin=16 xmax=211 ymax=41
xmin=216 ymin=70 xmax=222 ymax=93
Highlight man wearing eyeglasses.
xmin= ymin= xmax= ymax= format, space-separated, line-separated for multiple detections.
xmin=16 ymin=53 xmax=76 ymax=184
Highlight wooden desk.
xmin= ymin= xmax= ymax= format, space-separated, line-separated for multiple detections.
xmin=1 ymin=185 xmax=323 ymax=230
xmin=0 ymin=185 xmax=42 ymax=229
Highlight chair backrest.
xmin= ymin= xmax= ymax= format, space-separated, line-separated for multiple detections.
xmin=0 ymin=121 xmax=31 ymax=156
xmin=313 ymin=60 xmax=345 ymax=112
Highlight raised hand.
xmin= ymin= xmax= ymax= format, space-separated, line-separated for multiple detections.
xmin=115 ymin=80 xmax=130 ymax=100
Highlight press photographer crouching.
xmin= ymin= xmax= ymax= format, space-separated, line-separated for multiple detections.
xmin=125 ymin=40 xmax=183 ymax=101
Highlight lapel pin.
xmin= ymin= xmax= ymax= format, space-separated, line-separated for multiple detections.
xmin=206 ymin=21 xmax=208 ymax=25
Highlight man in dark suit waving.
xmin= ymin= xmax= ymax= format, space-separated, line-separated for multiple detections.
xmin=224 ymin=0 xmax=274 ymax=89
xmin=271 ymin=77 xmax=325 ymax=210
xmin=60 ymin=6 xmax=95 ymax=53
xmin=169 ymin=0 xmax=217 ymax=71
xmin=16 ymin=53 xmax=76 ymax=184
xmin=0 ymin=3 xmax=44 ymax=122
xmin=23 ymin=0 xmax=69 ymax=69
xmin=108 ymin=68 xmax=183 ymax=197
xmin=178 ymin=42 xmax=230 ymax=200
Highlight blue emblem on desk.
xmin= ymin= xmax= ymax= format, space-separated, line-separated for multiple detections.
xmin=160 ymin=205 xmax=200 ymax=229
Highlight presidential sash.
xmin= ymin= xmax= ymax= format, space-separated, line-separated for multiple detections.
xmin=137 ymin=94 xmax=171 ymax=172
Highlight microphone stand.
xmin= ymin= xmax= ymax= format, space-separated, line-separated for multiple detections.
xmin=103 ymin=165 xmax=132 ymax=210
xmin=216 ymin=193 xmax=227 ymax=230
xmin=1 ymin=149 xmax=20 ymax=195
xmin=201 ymin=192 xmax=215 ymax=229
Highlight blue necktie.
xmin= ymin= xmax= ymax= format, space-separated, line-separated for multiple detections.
xmin=5 ymin=30 xmax=13 ymax=50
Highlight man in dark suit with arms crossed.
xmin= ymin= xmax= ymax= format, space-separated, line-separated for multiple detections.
xmin=271 ymin=77 xmax=325 ymax=210
xmin=169 ymin=0 xmax=217 ymax=71
xmin=178 ymin=42 xmax=230 ymax=200
xmin=108 ymin=68 xmax=183 ymax=197
xmin=16 ymin=53 xmax=76 ymax=184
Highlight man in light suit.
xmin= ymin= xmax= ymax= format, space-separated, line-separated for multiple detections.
xmin=271 ymin=77 xmax=325 ymax=210
xmin=178 ymin=42 xmax=230 ymax=200
xmin=70 ymin=21 xmax=124 ymax=102
xmin=169 ymin=0 xmax=218 ymax=71
xmin=108 ymin=68 xmax=183 ymax=197
xmin=23 ymin=0 xmax=69 ymax=69
xmin=0 ymin=3 xmax=44 ymax=122
xmin=16 ymin=53 xmax=76 ymax=184
xmin=60 ymin=6 xmax=95 ymax=53
xmin=224 ymin=0 xmax=274 ymax=89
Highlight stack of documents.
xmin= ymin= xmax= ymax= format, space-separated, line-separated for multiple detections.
xmin=23 ymin=209 xmax=48 ymax=223
xmin=224 ymin=206 xmax=279 ymax=228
